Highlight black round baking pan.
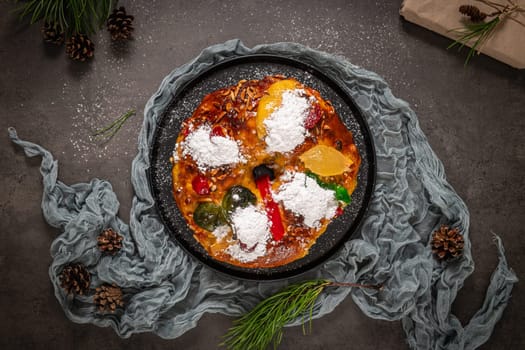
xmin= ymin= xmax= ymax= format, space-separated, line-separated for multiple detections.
xmin=148 ymin=54 xmax=376 ymax=280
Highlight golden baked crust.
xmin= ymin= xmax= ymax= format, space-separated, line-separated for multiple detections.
xmin=171 ymin=76 xmax=360 ymax=268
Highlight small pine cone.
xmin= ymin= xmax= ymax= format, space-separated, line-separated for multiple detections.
xmin=431 ymin=225 xmax=465 ymax=260
xmin=41 ymin=22 xmax=65 ymax=45
xmin=97 ymin=228 xmax=123 ymax=254
xmin=94 ymin=284 xmax=125 ymax=312
xmin=60 ymin=263 xmax=91 ymax=295
xmin=459 ymin=5 xmax=487 ymax=22
xmin=107 ymin=7 xmax=135 ymax=40
xmin=66 ymin=34 xmax=94 ymax=61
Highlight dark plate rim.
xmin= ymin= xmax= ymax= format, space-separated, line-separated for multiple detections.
xmin=148 ymin=53 xmax=376 ymax=281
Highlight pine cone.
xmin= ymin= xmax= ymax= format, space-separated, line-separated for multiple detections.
xmin=459 ymin=5 xmax=487 ymax=22
xmin=107 ymin=7 xmax=134 ymax=40
xmin=41 ymin=22 xmax=65 ymax=45
xmin=66 ymin=34 xmax=94 ymax=61
xmin=94 ymin=284 xmax=124 ymax=312
xmin=60 ymin=263 xmax=91 ymax=295
xmin=97 ymin=228 xmax=123 ymax=254
xmin=431 ymin=225 xmax=465 ymax=260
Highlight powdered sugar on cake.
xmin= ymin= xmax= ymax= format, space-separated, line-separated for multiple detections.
xmin=226 ymin=205 xmax=270 ymax=262
xmin=273 ymin=172 xmax=339 ymax=228
xmin=264 ymin=90 xmax=312 ymax=153
xmin=212 ymin=225 xmax=230 ymax=241
xmin=181 ymin=124 xmax=245 ymax=171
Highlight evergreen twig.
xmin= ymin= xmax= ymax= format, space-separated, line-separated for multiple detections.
xmin=220 ymin=279 xmax=383 ymax=350
xmin=15 ymin=0 xmax=117 ymax=36
xmin=448 ymin=0 xmax=525 ymax=65
xmin=93 ymin=109 xmax=136 ymax=142
xmin=448 ymin=17 xmax=501 ymax=65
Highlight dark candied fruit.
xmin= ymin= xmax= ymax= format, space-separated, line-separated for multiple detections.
xmin=193 ymin=202 xmax=225 ymax=231
xmin=222 ymin=185 xmax=257 ymax=217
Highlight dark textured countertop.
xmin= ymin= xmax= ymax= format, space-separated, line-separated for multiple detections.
xmin=1 ymin=1 xmax=523 ymax=349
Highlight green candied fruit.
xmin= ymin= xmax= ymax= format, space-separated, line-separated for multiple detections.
xmin=305 ymin=171 xmax=351 ymax=204
xmin=193 ymin=202 xmax=226 ymax=231
xmin=335 ymin=185 xmax=351 ymax=204
xmin=222 ymin=185 xmax=257 ymax=217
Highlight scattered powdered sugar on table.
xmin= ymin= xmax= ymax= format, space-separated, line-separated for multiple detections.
xmin=273 ymin=171 xmax=339 ymax=228
xmin=264 ymin=89 xmax=311 ymax=153
xmin=227 ymin=205 xmax=270 ymax=262
xmin=60 ymin=37 xmax=146 ymax=172
xmin=181 ymin=124 xmax=245 ymax=171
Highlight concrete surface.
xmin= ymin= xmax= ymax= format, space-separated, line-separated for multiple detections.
xmin=1 ymin=0 xmax=524 ymax=349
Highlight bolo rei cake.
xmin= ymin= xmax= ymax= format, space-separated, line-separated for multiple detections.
xmin=170 ymin=75 xmax=360 ymax=268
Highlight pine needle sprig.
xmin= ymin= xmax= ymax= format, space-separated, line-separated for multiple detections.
xmin=448 ymin=0 xmax=525 ymax=65
xmin=448 ymin=16 xmax=501 ymax=65
xmin=93 ymin=109 xmax=136 ymax=142
xmin=15 ymin=0 xmax=117 ymax=36
xmin=220 ymin=279 xmax=383 ymax=350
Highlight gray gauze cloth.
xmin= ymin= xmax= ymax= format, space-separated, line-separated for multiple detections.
xmin=8 ymin=39 xmax=518 ymax=349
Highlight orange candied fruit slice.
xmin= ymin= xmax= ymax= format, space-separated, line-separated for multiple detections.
xmin=299 ymin=145 xmax=353 ymax=176
xmin=266 ymin=79 xmax=300 ymax=95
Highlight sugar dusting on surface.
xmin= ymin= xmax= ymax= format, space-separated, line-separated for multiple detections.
xmin=274 ymin=172 xmax=339 ymax=228
xmin=181 ymin=124 xmax=245 ymax=171
xmin=264 ymin=89 xmax=311 ymax=153
xmin=226 ymin=205 xmax=270 ymax=262
xmin=62 ymin=31 xmax=148 ymax=175
xmin=56 ymin=2 xmax=169 ymax=174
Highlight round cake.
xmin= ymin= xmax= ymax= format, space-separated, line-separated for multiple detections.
xmin=170 ymin=75 xmax=360 ymax=268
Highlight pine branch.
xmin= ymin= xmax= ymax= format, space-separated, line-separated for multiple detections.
xmin=448 ymin=17 xmax=501 ymax=66
xmin=220 ymin=279 xmax=383 ymax=350
xmin=15 ymin=0 xmax=117 ymax=35
xmin=93 ymin=109 xmax=136 ymax=142
xmin=449 ymin=0 xmax=525 ymax=65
